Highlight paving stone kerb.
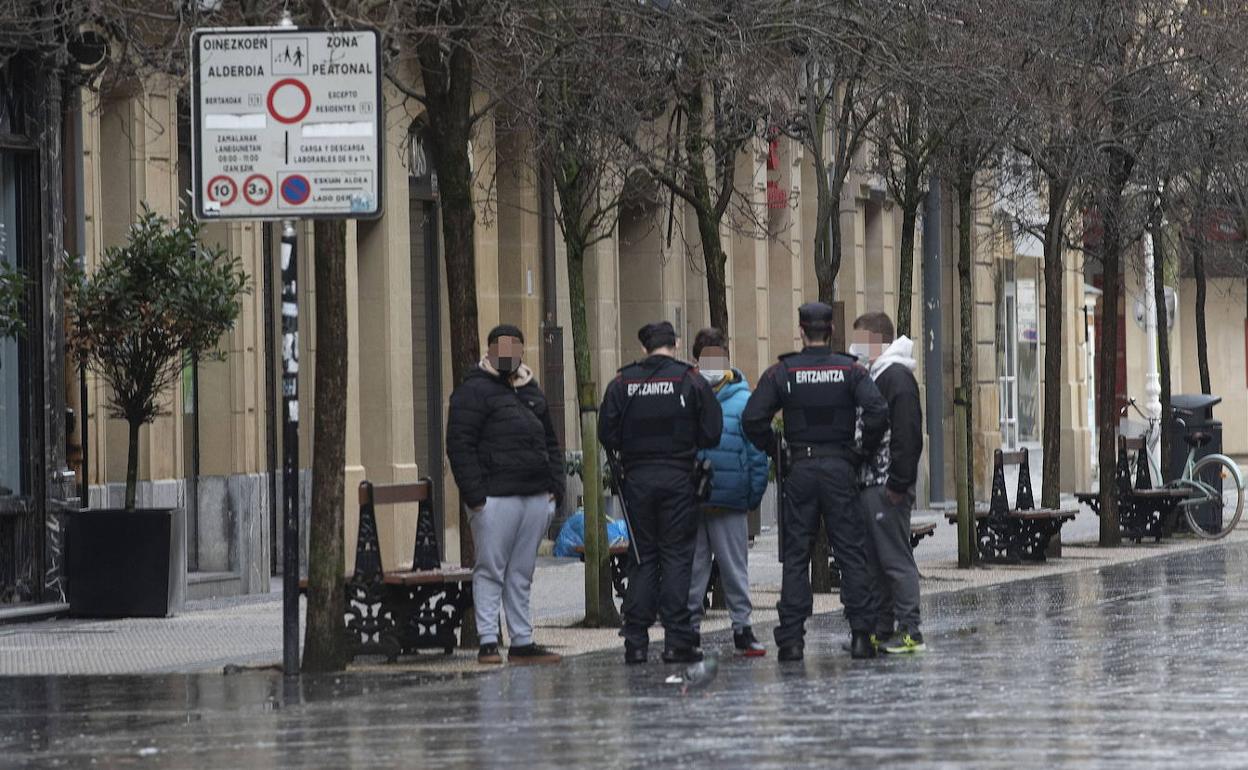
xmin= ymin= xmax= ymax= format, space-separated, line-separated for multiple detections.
xmin=1 ymin=521 xmax=1244 ymax=676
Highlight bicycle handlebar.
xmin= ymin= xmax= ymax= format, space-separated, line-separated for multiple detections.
xmin=1120 ymin=397 xmax=1194 ymax=421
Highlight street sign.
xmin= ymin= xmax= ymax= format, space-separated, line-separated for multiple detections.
xmin=191 ymin=27 xmax=383 ymax=220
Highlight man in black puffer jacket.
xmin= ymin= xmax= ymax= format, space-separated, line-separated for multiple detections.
xmin=447 ymin=324 xmax=565 ymax=667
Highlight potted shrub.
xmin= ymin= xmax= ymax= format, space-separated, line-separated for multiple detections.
xmin=62 ymin=207 xmax=249 ymax=617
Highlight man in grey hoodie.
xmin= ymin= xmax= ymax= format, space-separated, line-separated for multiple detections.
xmin=850 ymin=312 xmax=925 ymax=654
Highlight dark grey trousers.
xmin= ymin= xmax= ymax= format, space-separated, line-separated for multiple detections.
xmin=859 ymin=485 xmax=921 ymax=635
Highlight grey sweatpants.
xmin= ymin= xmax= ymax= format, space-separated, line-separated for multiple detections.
xmin=469 ymin=493 xmax=553 ymax=647
xmin=688 ymin=509 xmax=753 ymax=633
xmin=859 ymin=485 xmax=921 ymax=635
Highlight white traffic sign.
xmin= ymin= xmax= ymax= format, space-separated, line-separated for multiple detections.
xmin=191 ymin=27 xmax=383 ymax=220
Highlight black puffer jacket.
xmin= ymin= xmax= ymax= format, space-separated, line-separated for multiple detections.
xmin=446 ymin=361 xmax=565 ymax=510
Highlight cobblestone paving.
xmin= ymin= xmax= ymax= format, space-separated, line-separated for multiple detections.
xmin=2 ymin=542 xmax=1246 ymax=768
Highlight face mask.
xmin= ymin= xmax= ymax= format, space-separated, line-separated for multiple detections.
xmin=494 ymin=356 xmax=518 ymax=375
xmin=847 ymin=343 xmax=871 ymax=364
xmin=700 ymin=369 xmax=727 ymax=385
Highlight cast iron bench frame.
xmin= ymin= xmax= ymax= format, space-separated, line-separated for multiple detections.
xmin=944 ymin=447 xmax=1077 ymax=564
xmin=301 ymin=479 xmax=472 ymax=661
xmin=1075 ymin=436 xmax=1192 ymax=543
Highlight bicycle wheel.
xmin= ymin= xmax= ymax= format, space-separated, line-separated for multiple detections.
xmin=1182 ymin=455 xmax=1245 ymax=540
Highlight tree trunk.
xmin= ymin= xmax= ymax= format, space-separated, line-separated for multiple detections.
xmin=955 ymin=170 xmax=975 ymax=514
xmin=1040 ymin=182 xmax=1067 ymax=509
xmin=819 ymin=200 xmax=843 ymax=305
xmin=896 ymin=192 xmax=919 ymax=339
xmin=1152 ymin=220 xmax=1172 ymax=467
xmin=302 ymin=219 xmax=348 ymax=673
xmin=1193 ymin=165 xmax=1212 ymax=395
xmin=1193 ymin=239 xmax=1211 ymax=395
xmin=124 ymin=418 xmax=140 ymax=511
xmin=696 ymin=212 xmax=730 ymax=333
xmin=418 ymin=38 xmax=481 ymax=579
xmin=1096 ymin=175 xmax=1128 ymax=548
xmin=566 ymin=238 xmax=620 ymax=627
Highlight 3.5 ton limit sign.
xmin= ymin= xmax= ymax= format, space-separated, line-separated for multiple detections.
xmin=191 ymin=27 xmax=383 ymax=220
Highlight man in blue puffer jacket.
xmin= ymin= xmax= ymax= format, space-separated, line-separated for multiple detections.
xmin=687 ymin=328 xmax=771 ymax=656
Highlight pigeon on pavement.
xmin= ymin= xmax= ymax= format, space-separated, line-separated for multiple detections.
xmin=664 ymin=652 xmax=720 ymax=695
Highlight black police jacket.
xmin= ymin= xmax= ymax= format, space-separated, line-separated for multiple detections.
xmin=598 ymin=355 xmax=723 ymax=469
xmin=741 ymin=345 xmax=889 ymax=458
xmin=446 ymin=363 xmax=566 ymax=511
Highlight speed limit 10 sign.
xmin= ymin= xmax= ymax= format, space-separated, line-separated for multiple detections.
xmin=190 ymin=26 xmax=383 ymax=221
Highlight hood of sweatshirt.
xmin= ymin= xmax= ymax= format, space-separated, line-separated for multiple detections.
xmin=478 ymin=356 xmax=535 ymax=387
xmin=870 ymin=335 xmax=917 ymax=380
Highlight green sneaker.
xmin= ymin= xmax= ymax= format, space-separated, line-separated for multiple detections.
xmin=883 ymin=632 xmax=926 ymax=654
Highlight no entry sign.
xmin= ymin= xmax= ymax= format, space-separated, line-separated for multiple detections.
xmin=191 ymin=26 xmax=383 ymax=220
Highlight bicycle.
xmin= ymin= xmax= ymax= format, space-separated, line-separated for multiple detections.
xmin=1122 ymin=397 xmax=1245 ymax=539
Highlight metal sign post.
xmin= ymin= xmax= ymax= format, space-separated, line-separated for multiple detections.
xmin=279 ymin=221 xmax=300 ymax=676
xmin=191 ymin=19 xmax=383 ymax=676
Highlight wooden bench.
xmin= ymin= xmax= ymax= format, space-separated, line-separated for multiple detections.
xmin=944 ymin=448 xmax=1077 ymax=564
xmin=301 ymin=479 xmax=472 ymax=661
xmin=1075 ymin=436 xmax=1192 ymax=543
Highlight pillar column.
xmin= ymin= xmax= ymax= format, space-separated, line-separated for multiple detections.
xmin=354 ymin=89 xmax=419 ymax=570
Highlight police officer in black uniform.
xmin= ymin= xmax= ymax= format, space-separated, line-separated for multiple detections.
xmin=599 ymin=321 xmax=723 ymax=665
xmin=742 ymin=302 xmax=889 ymax=661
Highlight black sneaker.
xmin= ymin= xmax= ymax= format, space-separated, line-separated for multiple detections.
xmin=734 ymin=627 xmax=766 ymax=657
xmin=478 ymin=643 xmax=502 ymax=665
xmin=777 ymin=643 xmax=804 ymax=662
xmin=624 ymin=644 xmax=648 ymax=665
xmin=508 ymin=643 xmax=562 ymax=665
xmin=661 ymin=647 xmax=704 ymax=664
xmin=882 ymin=631 xmax=927 ymax=654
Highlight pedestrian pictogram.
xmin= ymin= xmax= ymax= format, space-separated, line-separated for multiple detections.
xmin=267 ymin=78 xmax=312 ymax=124
xmin=271 ymin=37 xmax=308 ymax=74
xmin=243 ymin=174 xmax=273 ymax=206
xmin=280 ymin=174 xmax=311 ymax=206
xmin=206 ymin=175 xmax=238 ymax=207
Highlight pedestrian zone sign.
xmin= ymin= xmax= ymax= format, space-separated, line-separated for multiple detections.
xmin=191 ymin=27 xmax=383 ymax=220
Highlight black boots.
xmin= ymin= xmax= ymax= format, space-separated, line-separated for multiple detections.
xmin=661 ymin=647 xmax=704 ymax=664
xmin=850 ymin=631 xmax=877 ymax=659
xmin=777 ymin=643 xmax=804 ymax=662
xmin=624 ymin=644 xmax=648 ymax=665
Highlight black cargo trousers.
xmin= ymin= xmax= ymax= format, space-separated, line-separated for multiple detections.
xmin=619 ymin=463 xmax=698 ymax=651
xmin=775 ymin=452 xmax=873 ymax=647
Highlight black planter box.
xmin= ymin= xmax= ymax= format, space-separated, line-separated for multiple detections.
xmin=64 ymin=507 xmax=187 ymax=617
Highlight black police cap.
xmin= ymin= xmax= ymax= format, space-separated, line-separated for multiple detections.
xmin=798 ymin=302 xmax=834 ymax=329
xmin=638 ymin=321 xmax=678 ymax=351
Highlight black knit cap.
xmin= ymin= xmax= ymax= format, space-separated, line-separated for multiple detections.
xmin=487 ymin=324 xmax=525 ymax=345
xmin=798 ymin=301 xmax=834 ymax=330
xmin=638 ymin=320 xmax=677 ymax=351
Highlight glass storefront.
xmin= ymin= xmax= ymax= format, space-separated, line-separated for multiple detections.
xmin=0 ymin=151 xmax=25 ymax=499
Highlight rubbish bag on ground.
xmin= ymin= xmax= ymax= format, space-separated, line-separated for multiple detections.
xmin=553 ymin=509 xmax=630 ymax=558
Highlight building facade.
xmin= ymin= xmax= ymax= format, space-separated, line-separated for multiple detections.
xmin=3 ymin=70 xmax=1245 ymax=607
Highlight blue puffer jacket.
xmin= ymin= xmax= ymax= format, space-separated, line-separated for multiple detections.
xmin=699 ymin=369 xmax=770 ymax=512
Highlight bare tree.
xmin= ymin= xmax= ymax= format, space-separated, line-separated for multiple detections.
xmin=620 ymin=0 xmax=790 ymax=333
xmin=503 ymin=0 xmax=646 ymax=628
xmin=1006 ymin=0 xmax=1102 ymax=509
xmin=778 ymin=3 xmax=892 ymax=304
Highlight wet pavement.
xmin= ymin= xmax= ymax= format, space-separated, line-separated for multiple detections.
xmin=3 ymin=543 xmax=1247 ymax=769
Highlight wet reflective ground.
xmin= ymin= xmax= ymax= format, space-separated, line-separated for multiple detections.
xmin=3 ymin=545 xmax=1248 ymax=769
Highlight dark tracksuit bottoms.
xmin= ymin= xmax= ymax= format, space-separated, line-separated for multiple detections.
xmin=620 ymin=463 xmax=698 ymax=651
xmin=859 ymin=486 xmax=921 ymax=635
xmin=775 ymin=455 xmax=873 ymax=647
